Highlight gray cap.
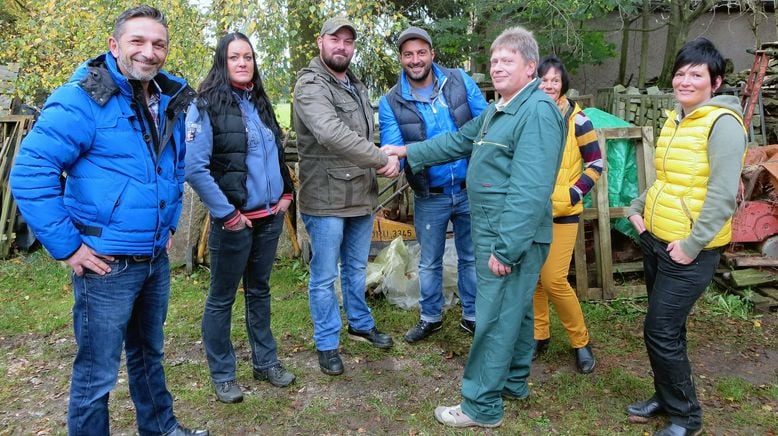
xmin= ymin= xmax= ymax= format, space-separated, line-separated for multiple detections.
xmin=320 ymin=16 xmax=357 ymax=39
xmin=396 ymin=26 xmax=432 ymax=51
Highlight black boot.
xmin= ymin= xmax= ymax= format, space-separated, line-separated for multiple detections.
xmin=532 ymin=338 xmax=550 ymax=361
xmin=574 ymin=342 xmax=596 ymax=374
xmin=626 ymin=395 xmax=665 ymax=418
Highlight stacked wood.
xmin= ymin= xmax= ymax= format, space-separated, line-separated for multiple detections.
xmin=717 ymin=251 xmax=778 ymax=313
xmin=595 ymin=86 xmax=674 ymax=143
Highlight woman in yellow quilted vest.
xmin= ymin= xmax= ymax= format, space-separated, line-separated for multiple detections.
xmin=625 ymin=38 xmax=747 ymax=436
xmin=532 ymin=56 xmax=602 ymax=374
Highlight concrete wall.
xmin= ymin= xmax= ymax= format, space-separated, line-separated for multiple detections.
xmin=569 ymin=11 xmax=777 ymax=94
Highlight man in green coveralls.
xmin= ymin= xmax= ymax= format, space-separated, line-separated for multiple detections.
xmin=383 ymin=26 xmax=565 ymax=428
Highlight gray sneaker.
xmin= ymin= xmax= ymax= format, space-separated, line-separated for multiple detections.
xmin=253 ymin=364 xmax=296 ymax=387
xmin=213 ymin=380 xmax=243 ymax=403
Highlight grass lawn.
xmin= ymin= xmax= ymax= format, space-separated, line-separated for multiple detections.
xmin=0 ymin=250 xmax=776 ymax=434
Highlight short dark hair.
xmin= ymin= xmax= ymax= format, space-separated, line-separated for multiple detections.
xmin=537 ymin=56 xmax=570 ymax=96
xmin=113 ymin=5 xmax=168 ymax=41
xmin=671 ymin=37 xmax=725 ymax=86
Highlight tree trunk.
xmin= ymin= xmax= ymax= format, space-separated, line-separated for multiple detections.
xmin=287 ymin=0 xmax=318 ymax=128
xmin=657 ymin=0 xmax=714 ymax=87
xmin=618 ymin=22 xmax=630 ymax=86
xmin=638 ymin=0 xmax=650 ymax=87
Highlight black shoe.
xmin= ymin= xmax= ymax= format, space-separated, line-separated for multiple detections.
xmin=627 ymin=395 xmax=665 ymax=418
xmin=652 ymin=423 xmax=702 ymax=436
xmin=253 ymin=363 xmax=296 ymax=387
xmin=213 ymin=380 xmax=243 ymax=404
xmin=404 ymin=320 xmax=443 ymax=343
xmin=317 ymin=349 xmax=344 ymax=376
xmin=347 ymin=325 xmax=394 ymax=349
xmin=167 ymin=424 xmax=210 ymax=435
xmin=575 ymin=343 xmax=596 ymax=374
xmin=459 ymin=318 xmax=476 ymax=336
xmin=532 ymin=338 xmax=550 ymax=361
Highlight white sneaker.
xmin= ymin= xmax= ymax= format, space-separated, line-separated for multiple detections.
xmin=433 ymin=404 xmax=503 ymax=428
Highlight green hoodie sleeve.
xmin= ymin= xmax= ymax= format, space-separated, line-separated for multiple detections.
xmin=679 ymin=114 xmax=746 ymax=258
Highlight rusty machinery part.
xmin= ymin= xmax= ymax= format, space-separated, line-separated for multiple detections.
xmin=732 ymin=200 xmax=778 ymax=243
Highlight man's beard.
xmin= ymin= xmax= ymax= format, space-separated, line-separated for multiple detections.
xmin=118 ymin=52 xmax=161 ymax=82
xmin=405 ymin=62 xmax=432 ymax=84
xmin=322 ymin=51 xmax=352 ymax=73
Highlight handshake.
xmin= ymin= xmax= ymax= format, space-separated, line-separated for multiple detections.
xmin=376 ymin=145 xmax=408 ymax=178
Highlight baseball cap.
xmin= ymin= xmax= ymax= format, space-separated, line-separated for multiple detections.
xmin=396 ymin=26 xmax=433 ymax=51
xmin=320 ymin=16 xmax=357 ymax=39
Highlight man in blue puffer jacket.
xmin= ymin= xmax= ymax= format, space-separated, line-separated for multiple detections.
xmin=9 ymin=5 xmax=206 ymax=436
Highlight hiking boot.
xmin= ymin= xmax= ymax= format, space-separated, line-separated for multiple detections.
xmin=404 ymin=320 xmax=443 ymax=343
xmin=253 ymin=364 xmax=296 ymax=387
xmin=433 ymin=404 xmax=502 ymax=428
xmin=459 ymin=318 xmax=476 ymax=336
xmin=317 ymin=349 xmax=344 ymax=376
xmin=532 ymin=338 xmax=550 ymax=361
xmin=575 ymin=342 xmax=596 ymax=374
xmin=347 ymin=325 xmax=394 ymax=349
xmin=213 ymin=380 xmax=243 ymax=404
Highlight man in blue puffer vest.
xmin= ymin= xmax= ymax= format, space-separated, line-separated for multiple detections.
xmin=9 ymin=5 xmax=207 ymax=435
xmin=379 ymin=26 xmax=487 ymax=343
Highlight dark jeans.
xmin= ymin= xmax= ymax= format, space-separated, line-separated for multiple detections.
xmin=639 ymin=232 xmax=721 ymax=431
xmin=69 ymin=254 xmax=177 ymax=436
xmin=202 ymin=213 xmax=284 ymax=383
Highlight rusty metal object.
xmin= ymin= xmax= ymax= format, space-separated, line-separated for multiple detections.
xmin=732 ymin=200 xmax=778 ymax=243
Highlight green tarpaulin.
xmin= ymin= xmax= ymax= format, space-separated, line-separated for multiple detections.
xmin=582 ymin=107 xmax=639 ymax=240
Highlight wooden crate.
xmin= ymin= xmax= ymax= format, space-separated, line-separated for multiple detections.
xmin=0 ymin=115 xmax=34 ymax=258
xmin=573 ymin=126 xmax=655 ymax=300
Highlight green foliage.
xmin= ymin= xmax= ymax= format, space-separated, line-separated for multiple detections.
xmin=0 ymin=0 xmax=211 ymax=103
xmin=2 ymin=0 xmax=625 ymax=105
xmin=703 ymin=289 xmax=752 ymax=320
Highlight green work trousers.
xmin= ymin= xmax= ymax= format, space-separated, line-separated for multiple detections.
xmin=460 ymin=216 xmax=549 ymax=424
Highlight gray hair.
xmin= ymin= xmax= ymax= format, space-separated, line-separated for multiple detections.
xmin=491 ymin=26 xmax=539 ymax=67
xmin=113 ymin=5 xmax=168 ymax=41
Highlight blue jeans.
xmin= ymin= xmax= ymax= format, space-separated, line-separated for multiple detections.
xmin=301 ymin=213 xmax=375 ymax=351
xmin=414 ymin=190 xmax=476 ymax=322
xmin=69 ymin=254 xmax=177 ymax=436
xmin=640 ymin=231 xmax=721 ymax=431
xmin=202 ymin=213 xmax=284 ymax=383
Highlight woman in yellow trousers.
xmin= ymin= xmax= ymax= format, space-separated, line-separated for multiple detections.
xmin=533 ymin=56 xmax=602 ymax=373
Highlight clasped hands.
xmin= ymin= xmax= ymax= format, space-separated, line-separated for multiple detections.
xmin=376 ymin=145 xmax=408 ymax=178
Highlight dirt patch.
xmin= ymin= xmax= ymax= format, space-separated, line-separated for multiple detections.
xmin=0 ymin=313 xmax=776 ymax=435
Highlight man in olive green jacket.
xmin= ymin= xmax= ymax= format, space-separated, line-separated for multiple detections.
xmin=293 ymin=16 xmax=399 ymax=376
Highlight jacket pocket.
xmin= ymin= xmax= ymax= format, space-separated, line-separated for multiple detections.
xmin=326 ymin=167 xmax=368 ymax=209
xmin=335 ymin=100 xmax=359 ymax=114
xmin=96 ymin=178 xmax=131 ymax=225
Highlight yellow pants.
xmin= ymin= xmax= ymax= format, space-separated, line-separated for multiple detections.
xmin=533 ymin=222 xmax=589 ymax=348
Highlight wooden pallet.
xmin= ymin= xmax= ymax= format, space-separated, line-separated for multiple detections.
xmin=0 ymin=115 xmax=34 ymax=258
xmin=573 ymin=126 xmax=655 ymax=300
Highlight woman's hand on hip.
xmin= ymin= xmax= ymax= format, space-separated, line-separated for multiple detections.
xmin=667 ymin=241 xmax=693 ymax=265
